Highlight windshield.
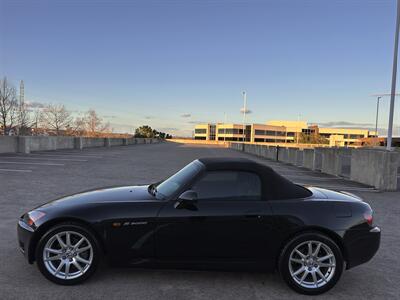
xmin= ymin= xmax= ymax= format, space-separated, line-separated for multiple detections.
xmin=155 ymin=160 xmax=203 ymax=199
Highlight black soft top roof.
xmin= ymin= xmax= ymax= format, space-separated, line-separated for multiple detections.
xmin=197 ymin=157 xmax=311 ymax=200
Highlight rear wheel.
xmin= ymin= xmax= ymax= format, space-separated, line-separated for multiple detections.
xmin=279 ymin=232 xmax=344 ymax=295
xmin=36 ymin=223 xmax=100 ymax=285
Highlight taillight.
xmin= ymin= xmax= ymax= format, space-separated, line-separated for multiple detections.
xmin=364 ymin=212 xmax=373 ymax=226
xmin=26 ymin=211 xmax=46 ymax=226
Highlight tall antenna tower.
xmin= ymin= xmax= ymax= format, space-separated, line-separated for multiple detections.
xmin=19 ymin=80 xmax=25 ymax=104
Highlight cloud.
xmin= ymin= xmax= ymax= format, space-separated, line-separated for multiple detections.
xmin=158 ymin=127 xmax=179 ymax=132
xmin=316 ymin=121 xmax=374 ymax=128
xmin=240 ymin=108 xmax=252 ymax=114
xmin=26 ymin=101 xmax=46 ymax=109
xmin=103 ymin=115 xmax=117 ymax=119
xmin=109 ymin=123 xmax=136 ymax=133
xmin=180 ymin=113 xmax=191 ymax=118
xmin=145 ymin=116 xmax=154 ymax=119
xmin=187 ymin=120 xmax=205 ymax=124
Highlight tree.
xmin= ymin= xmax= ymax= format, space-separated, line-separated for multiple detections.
xmin=40 ymin=103 xmax=72 ymax=135
xmin=71 ymin=115 xmax=86 ymax=136
xmin=16 ymin=96 xmax=31 ymax=135
xmin=298 ymin=132 xmax=329 ymax=144
xmin=135 ymin=125 xmax=155 ymax=138
xmin=134 ymin=125 xmax=172 ymax=139
xmin=31 ymin=109 xmax=42 ymax=135
xmin=83 ymin=109 xmax=110 ymax=137
xmin=0 ymin=77 xmax=17 ymax=135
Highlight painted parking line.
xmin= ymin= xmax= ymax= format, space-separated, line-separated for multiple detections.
xmin=0 ymin=161 xmax=64 ymax=166
xmin=34 ymin=151 xmax=103 ymax=157
xmin=26 ymin=153 xmax=102 ymax=159
xmin=0 ymin=168 xmax=32 ymax=173
xmin=0 ymin=156 xmax=88 ymax=162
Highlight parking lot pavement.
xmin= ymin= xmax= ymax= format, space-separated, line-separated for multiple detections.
xmin=0 ymin=142 xmax=399 ymax=300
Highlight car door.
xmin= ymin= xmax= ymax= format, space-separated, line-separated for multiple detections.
xmin=155 ymin=170 xmax=275 ymax=263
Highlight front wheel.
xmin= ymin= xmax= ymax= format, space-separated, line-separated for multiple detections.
xmin=279 ymin=232 xmax=344 ymax=295
xmin=36 ymin=223 xmax=100 ymax=285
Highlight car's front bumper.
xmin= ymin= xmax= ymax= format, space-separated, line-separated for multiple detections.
xmin=344 ymin=226 xmax=381 ymax=269
xmin=17 ymin=220 xmax=35 ymax=263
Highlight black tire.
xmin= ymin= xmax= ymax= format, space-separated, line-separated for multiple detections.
xmin=279 ymin=232 xmax=344 ymax=295
xmin=35 ymin=222 xmax=100 ymax=285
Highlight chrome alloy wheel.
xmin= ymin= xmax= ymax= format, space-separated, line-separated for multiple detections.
xmin=42 ymin=231 xmax=93 ymax=280
xmin=288 ymin=240 xmax=336 ymax=289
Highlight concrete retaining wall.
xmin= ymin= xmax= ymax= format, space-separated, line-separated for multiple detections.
xmin=350 ymin=149 xmax=400 ymax=191
xmin=295 ymin=150 xmax=304 ymax=167
xmin=0 ymin=136 xmax=160 ymax=154
xmin=82 ymin=137 xmax=106 ymax=148
xmin=0 ymin=136 xmax=18 ymax=153
xmin=277 ymin=147 xmax=288 ymax=163
xmin=303 ymin=149 xmax=315 ymax=169
xmin=229 ymin=142 xmax=399 ymax=191
xmin=109 ymin=138 xmax=124 ymax=146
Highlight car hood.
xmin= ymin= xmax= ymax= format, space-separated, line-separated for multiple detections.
xmin=39 ymin=185 xmax=157 ymax=209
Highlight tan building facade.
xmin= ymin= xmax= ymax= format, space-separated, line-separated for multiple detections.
xmin=193 ymin=123 xmax=216 ymax=141
xmin=194 ymin=120 xmax=376 ymax=146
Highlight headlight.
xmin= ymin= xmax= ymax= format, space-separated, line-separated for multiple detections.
xmin=25 ymin=211 xmax=46 ymax=226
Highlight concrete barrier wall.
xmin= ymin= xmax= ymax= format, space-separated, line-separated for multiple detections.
xmin=321 ymin=148 xmax=337 ymax=176
xmin=278 ymin=148 xmax=288 ymax=163
xmin=313 ymin=148 xmax=323 ymax=171
xmin=82 ymin=137 xmax=106 ymax=148
xmin=0 ymin=136 xmax=18 ymax=153
xmin=229 ymin=142 xmax=399 ymax=191
xmin=350 ymin=149 xmax=400 ymax=191
xmin=295 ymin=150 xmax=304 ymax=167
xmin=337 ymin=148 xmax=352 ymax=178
xmin=303 ymin=149 xmax=315 ymax=169
xmin=288 ymin=148 xmax=298 ymax=165
xmin=109 ymin=138 xmax=125 ymax=146
xmin=0 ymin=136 xmax=160 ymax=154
xmin=320 ymin=148 xmax=352 ymax=177
xmin=28 ymin=136 xmax=58 ymax=151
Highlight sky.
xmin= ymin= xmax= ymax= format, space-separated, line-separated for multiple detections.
xmin=0 ymin=0 xmax=399 ymax=136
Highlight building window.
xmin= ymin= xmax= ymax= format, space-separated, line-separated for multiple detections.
xmin=265 ymin=131 xmax=277 ymax=136
xmin=194 ymin=136 xmax=206 ymax=140
xmin=195 ymin=129 xmax=207 ymax=134
xmin=218 ymin=128 xmax=246 ymax=135
xmin=349 ymin=134 xmax=364 ymax=139
xmin=209 ymin=125 xmax=216 ymax=140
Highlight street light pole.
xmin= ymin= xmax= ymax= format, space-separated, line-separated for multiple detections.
xmin=387 ymin=0 xmax=400 ymax=150
xmin=242 ymin=91 xmax=247 ymax=142
xmin=224 ymin=112 xmax=227 ymax=142
xmin=375 ymin=96 xmax=382 ymax=137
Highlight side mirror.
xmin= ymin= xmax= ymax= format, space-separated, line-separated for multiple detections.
xmin=174 ymin=190 xmax=198 ymax=210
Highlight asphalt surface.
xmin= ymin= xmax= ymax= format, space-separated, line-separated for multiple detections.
xmin=0 ymin=141 xmax=399 ymax=300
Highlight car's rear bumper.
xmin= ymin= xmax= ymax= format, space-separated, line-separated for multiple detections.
xmin=344 ymin=226 xmax=381 ymax=269
xmin=17 ymin=220 xmax=35 ymax=264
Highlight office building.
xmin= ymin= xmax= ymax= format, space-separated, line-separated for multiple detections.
xmin=194 ymin=120 xmax=376 ymax=146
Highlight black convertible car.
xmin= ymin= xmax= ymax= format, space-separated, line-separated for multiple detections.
xmin=17 ymin=157 xmax=380 ymax=295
